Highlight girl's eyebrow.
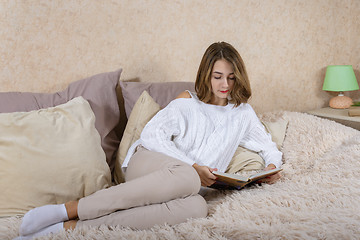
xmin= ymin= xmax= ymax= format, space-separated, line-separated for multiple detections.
xmin=213 ymin=71 xmax=234 ymax=75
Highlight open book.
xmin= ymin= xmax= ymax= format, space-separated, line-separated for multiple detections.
xmin=211 ymin=168 xmax=283 ymax=190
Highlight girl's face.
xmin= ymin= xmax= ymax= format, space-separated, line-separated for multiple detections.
xmin=210 ymin=59 xmax=235 ymax=106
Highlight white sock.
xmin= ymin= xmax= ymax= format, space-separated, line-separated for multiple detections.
xmin=14 ymin=222 xmax=63 ymax=240
xmin=19 ymin=204 xmax=68 ymax=236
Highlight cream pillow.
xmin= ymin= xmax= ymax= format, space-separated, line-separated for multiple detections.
xmin=114 ymin=91 xmax=161 ymax=184
xmin=262 ymin=119 xmax=288 ymax=150
xmin=226 ymin=119 xmax=288 ymax=174
xmin=0 ymin=97 xmax=111 ymax=217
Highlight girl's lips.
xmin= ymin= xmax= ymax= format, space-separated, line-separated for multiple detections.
xmin=220 ymin=90 xmax=229 ymax=93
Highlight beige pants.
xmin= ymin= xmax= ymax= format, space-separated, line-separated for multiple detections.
xmin=76 ymin=147 xmax=207 ymax=229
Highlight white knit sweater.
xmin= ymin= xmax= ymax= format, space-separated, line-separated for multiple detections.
xmin=122 ymin=92 xmax=282 ymax=172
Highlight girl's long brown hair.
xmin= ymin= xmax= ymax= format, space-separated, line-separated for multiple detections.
xmin=195 ymin=42 xmax=251 ymax=107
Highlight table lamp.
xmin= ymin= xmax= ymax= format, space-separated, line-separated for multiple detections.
xmin=322 ymin=65 xmax=359 ymax=109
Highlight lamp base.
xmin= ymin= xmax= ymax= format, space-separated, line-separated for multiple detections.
xmin=329 ymin=95 xmax=353 ymax=109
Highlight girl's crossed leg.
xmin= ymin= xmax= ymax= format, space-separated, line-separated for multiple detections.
xmin=17 ymin=147 xmax=207 ymax=239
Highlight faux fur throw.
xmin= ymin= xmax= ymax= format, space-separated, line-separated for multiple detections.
xmin=1 ymin=111 xmax=359 ymax=240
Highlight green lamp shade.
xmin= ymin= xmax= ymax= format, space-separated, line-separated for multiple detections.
xmin=322 ymin=65 xmax=359 ymax=92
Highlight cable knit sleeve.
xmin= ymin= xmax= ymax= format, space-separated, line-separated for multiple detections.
xmin=239 ymin=108 xmax=283 ymax=168
xmin=137 ymin=101 xmax=196 ymax=166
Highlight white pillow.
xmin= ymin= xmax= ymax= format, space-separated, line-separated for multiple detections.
xmin=114 ymin=91 xmax=161 ymax=184
xmin=0 ymin=97 xmax=111 ymax=217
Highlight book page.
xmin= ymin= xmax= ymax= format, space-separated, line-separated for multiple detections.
xmin=213 ymin=171 xmax=249 ymax=182
xmin=212 ymin=168 xmax=282 ymax=190
xmin=212 ymin=171 xmax=250 ymax=189
xmin=248 ymin=168 xmax=283 ymax=182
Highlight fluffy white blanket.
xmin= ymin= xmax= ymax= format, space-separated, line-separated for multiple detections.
xmin=1 ymin=112 xmax=359 ymax=240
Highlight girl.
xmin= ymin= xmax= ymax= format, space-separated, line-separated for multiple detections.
xmin=16 ymin=42 xmax=282 ymax=239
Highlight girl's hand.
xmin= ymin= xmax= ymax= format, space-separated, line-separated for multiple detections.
xmin=258 ymin=164 xmax=281 ymax=184
xmin=192 ymin=163 xmax=217 ymax=187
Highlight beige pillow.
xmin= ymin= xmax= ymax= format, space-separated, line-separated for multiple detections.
xmin=226 ymin=119 xmax=288 ymax=174
xmin=114 ymin=91 xmax=161 ymax=184
xmin=262 ymin=119 xmax=288 ymax=150
xmin=0 ymin=97 xmax=111 ymax=217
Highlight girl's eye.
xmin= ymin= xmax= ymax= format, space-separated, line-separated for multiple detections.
xmin=214 ymin=76 xmax=221 ymax=79
xmin=229 ymin=77 xmax=236 ymax=81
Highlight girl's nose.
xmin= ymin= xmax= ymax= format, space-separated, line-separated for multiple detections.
xmin=222 ymin=78 xmax=229 ymax=87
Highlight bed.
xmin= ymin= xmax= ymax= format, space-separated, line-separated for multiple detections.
xmin=1 ymin=69 xmax=359 ymax=240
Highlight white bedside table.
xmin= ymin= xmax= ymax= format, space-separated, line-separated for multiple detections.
xmin=307 ymin=107 xmax=360 ymax=130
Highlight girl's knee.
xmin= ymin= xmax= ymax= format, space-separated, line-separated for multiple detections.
xmin=190 ymin=194 xmax=208 ymax=218
xmin=168 ymin=194 xmax=208 ymax=225
xmin=175 ymin=163 xmax=201 ymax=194
xmin=242 ymin=159 xmax=265 ymax=172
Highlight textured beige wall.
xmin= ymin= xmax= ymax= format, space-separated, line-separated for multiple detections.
xmin=1 ymin=0 xmax=359 ymax=113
